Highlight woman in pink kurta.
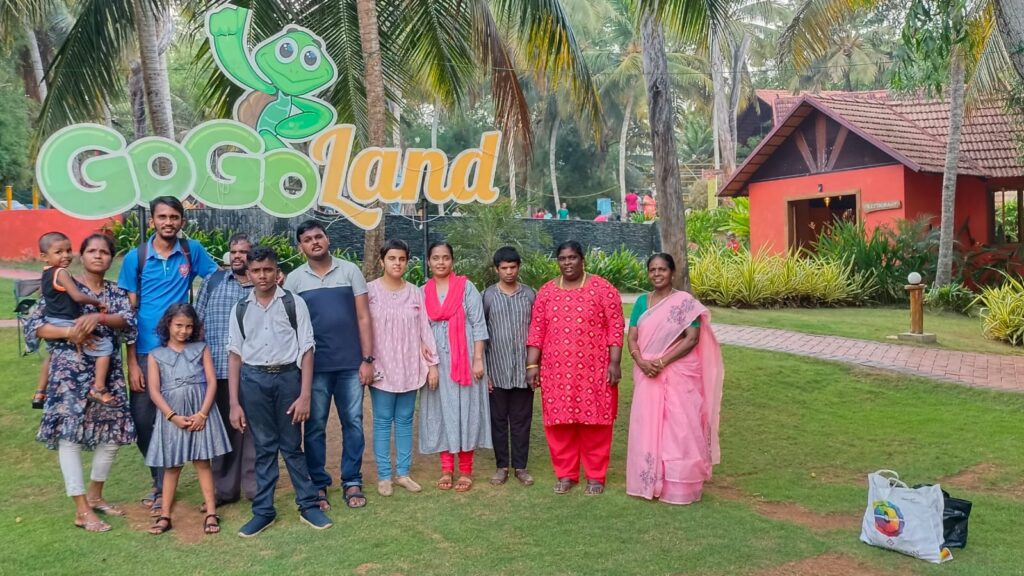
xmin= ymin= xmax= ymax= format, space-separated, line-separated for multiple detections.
xmin=626 ymin=253 xmax=723 ymax=505
xmin=526 ymin=241 xmax=624 ymax=495
xmin=367 ymin=239 xmax=439 ymax=497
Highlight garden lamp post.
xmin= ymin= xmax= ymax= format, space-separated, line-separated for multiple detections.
xmin=898 ymin=272 xmax=936 ymax=343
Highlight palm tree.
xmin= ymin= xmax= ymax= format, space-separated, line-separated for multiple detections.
xmin=355 ymin=0 xmax=388 ymax=278
xmin=994 ymin=0 xmax=1024 ymax=80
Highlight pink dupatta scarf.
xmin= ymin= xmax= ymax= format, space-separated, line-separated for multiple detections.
xmin=636 ymin=290 xmax=724 ymax=465
xmin=424 ymin=275 xmax=472 ymax=386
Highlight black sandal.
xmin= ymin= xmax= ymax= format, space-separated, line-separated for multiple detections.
xmin=203 ymin=514 xmax=220 ymax=535
xmin=149 ymin=516 xmax=172 ymax=535
xmin=343 ymin=486 xmax=367 ymax=508
xmin=316 ymin=489 xmax=332 ymax=512
xmin=31 ymin=391 xmax=46 ymax=410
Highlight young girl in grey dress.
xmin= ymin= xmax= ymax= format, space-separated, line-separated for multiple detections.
xmin=146 ymin=304 xmax=231 ymax=535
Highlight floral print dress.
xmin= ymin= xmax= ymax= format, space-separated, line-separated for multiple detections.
xmin=24 ymin=280 xmax=137 ymax=450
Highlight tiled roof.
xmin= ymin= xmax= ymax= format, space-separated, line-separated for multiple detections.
xmin=754 ymin=89 xmax=889 ymax=124
xmin=721 ymin=91 xmax=1024 ymax=196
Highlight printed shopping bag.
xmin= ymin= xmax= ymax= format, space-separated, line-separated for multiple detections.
xmin=859 ymin=470 xmax=952 ymax=564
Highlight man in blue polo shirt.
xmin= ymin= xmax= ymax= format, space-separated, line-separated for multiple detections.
xmin=284 ymin=220 xmax=375 ymax=510
xmin=119 ymin=196 xmax=219 ymax=513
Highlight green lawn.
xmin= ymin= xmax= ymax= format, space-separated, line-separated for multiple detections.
xmin=2 ymin=331 xmax=1022 ymax=575
xmin=708 ymin=306 xmax=1023 ymax=356
xmin=0 ymin=278 xmax=15 ymax=320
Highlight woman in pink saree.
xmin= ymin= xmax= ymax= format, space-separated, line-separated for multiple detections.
xmin=625 ymin=253 xmax=723 ymax=504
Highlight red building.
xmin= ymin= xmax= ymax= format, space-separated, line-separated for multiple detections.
xmin=719 ymin=92 xmax=1024 ymax=253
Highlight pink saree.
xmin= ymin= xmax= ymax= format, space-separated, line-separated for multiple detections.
xmin=626 ymin=291 xmax=723 ymax=504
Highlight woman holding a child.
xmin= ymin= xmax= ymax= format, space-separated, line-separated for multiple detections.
xmin=25 ymin=233 xmax=137 ymax=532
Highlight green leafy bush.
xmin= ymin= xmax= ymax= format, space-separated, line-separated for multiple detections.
xmin=975 ymin=274 xmax=1024 ymax=345
xmin=441 ymin=198 xmax=550 ymax=287
xmin=103 ymin=214 xmax=151 ymax=255
xmin=584 ymin=247 xmax=652 ymax=292
xmin=519 ymin=251 xmax=560 ymax=289
xmin=257 ymin=232 xmax=304 ymax=274
xmin=722 ymin=197 xmax=750 ymax=240
xmin=925 ymin=283 xmax=976 ymax=315
xmin=183 ymin=224 xmax=237 ymax=263
xmin=686 ymin=208 xmax=730 ymax=248
xmin=813 ymin=217 xmax=938 ymax=304
xmin=403 ymin=258 xmax=426 ymax=286
xmin=690 ymin=247 xmax=872 ymax=307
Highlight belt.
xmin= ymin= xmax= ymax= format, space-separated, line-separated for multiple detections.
xmin=243 ymin=363 xmax=299 ymax=374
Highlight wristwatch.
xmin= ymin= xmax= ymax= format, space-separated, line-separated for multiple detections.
xmin=362 ymin=355 xmax=375 ymax=364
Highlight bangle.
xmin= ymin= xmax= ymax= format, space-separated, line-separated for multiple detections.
xmin=656 ymin=358 xmax=665 ymax=368
xmin=629 ymin=349 xmax=639 ymax=357
xmin=196 ymin=412 xmax=208 ymax=420
xmin=526 ymin=364 xmax=539 ymax=369
xmin=166 ymin=411 xmax=177 ymax=421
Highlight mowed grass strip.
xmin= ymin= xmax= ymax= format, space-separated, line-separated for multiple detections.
xmin=1 ymin=332 xmax=1022 ymax=575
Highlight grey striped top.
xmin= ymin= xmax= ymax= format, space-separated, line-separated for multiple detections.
xmin=482 ymin=283 xmax=536 ymax=390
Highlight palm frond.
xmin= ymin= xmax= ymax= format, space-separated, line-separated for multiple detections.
xmin=488 ymin=0 xmax=603 ymax=138
xmin=35 ymin=0 xmax=137 ymax=144
xmin=778 ymin=0 xmax=875 ymax=71
xmin=472 ymin=2 xmax=532 ymax=149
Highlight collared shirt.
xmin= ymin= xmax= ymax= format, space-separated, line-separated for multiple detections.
xmin=117 ymin=236 xmax=219 ymax=353
xmin=227 ymin=286 xmax=315 ymax=367
xmin=196 ymin=270 xmax=253 ymax=379
xmin=482 ymin=283 xmax=536 ymax=390
xmin=284 ymin=257 xmax=367 ymax=372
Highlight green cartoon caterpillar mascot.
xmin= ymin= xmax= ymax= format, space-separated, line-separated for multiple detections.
xmin=206 ymin=5 xmax=338 ymax=150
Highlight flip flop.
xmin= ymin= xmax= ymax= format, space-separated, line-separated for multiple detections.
xmin=87 ymin=498 xmax=125 ymax=516
xmin=74 ymin=512 xmax=111 ymax=533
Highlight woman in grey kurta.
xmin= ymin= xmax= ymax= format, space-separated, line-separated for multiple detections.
xmin=420 ymin=242 xmax=491 ymax=491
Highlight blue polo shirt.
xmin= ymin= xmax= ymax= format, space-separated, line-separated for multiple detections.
xmin=118 ymin=236 xmax=218 ymax=353
xmin=283 ymin=257 xmax=367 ymax=372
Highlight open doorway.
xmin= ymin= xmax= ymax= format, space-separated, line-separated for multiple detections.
xmin=788 ymin=193 xmax=858 ymax=252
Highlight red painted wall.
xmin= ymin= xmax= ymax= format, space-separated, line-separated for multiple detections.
xmin=0 ymin=210 xmax=118 ymax=260
xmin=903 ymin=170 xmax=990 ymax=246
xmin=747 ymin=165 xmax=907 ymax=253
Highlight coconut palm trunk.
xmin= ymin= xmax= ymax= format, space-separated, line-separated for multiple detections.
xmin=549 ymin=115 xmax=560 ymax=213
xmin=23 ymin=23 xmax=47 ymax=102
xmin=356 ymin=0 xmax=388 ymax=278
xmin=935 ymin=51 xmax=967 ymax=286
xmin=132 ymin=0 xmax=173 ymax=140
xmin=711 ymin=28 xmax=736 ymax=177
xmin=994 ymin=0 xmax=1024 ymax=81
xmin=619 ymin=93 xmax=633 ymax=221
xmin=641 ymin=11 xmax=690 ymax=290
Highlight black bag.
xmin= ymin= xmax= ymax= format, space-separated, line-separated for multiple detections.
xmin=914 ymin=484 xmax=972 ymax=549
xmin=941 ymin=490 xmax=972 ymax=549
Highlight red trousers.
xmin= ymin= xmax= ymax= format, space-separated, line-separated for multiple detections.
xmin=545 ymin=424 xmax=614 ymax=483
xmin=440 ymin=450 xmax=474 ymax=475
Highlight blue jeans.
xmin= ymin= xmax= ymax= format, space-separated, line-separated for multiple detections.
xmin=305 ymin=369 xmax=364 ymax=490
xmin=240 ymin=366 xmax=318 ymax=519
xmin=369 ymin=387 xmax=417 ymax=480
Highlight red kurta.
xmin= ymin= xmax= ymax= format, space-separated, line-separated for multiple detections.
xmin=527 ymin=275 xmax=625 ymax=426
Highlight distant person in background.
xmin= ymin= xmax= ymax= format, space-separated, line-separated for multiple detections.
xmin=725 ymin=232 xmax=740 ymax=253
xmin=557 ymin=203 xmax=569 ymax=220
xmin=543 ymin=210 xmax=553 ymax=220
xmin=625 ymin=191 xmax=639 ymax=215
xmin=593 ymin=214 xmax=609 ymax=222
xmin=642 ymin=193 xmax=657 ymax=219
xmin=533 ymin=210 xmax=544 ymax=219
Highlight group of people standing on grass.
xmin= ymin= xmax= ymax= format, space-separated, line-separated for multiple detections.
xmin=26 ymin=195 xmax=723 ymax=538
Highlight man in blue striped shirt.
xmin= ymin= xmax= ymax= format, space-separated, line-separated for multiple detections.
xmin=482 ymin=247 xmax=536 ymax=487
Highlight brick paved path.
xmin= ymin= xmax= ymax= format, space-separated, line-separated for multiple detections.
xmin=714 ymin=324 xmax=1024 ymax=393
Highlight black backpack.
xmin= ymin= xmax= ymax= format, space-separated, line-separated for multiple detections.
xmin=235 ymin=290 xmax=298 ymax=339
xmin=136 ymin=237 xmax=193 ymax=305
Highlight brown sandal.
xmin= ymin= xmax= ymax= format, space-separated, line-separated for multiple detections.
xmin=553 ymin=478 xmax=577 ymax=494
xmin=584 ymin=480 xmax=605 ymax=496
xmin=454 ymin=476 xmax=473 ymax=492
xmin=203 ymin=514 xmax=221 ymax=535
xmin=436 ymin=473 xmax=453 ymax=490
xmin=149 ymin=516 xmax=172 ymax=535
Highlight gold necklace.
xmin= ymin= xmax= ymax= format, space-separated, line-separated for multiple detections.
xmin=559 ymin=272 xmax=588 ymax=290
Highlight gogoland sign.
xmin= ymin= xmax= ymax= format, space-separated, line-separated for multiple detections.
xmin=35 ymin=6 xmax=501 ymax=229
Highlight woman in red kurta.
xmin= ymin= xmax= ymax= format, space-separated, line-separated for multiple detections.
xmin=526 ymin=241 xmax=624 ymax=495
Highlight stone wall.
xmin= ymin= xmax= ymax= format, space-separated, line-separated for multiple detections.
xmin=187 ymin=208 xmax=661 ymax=259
